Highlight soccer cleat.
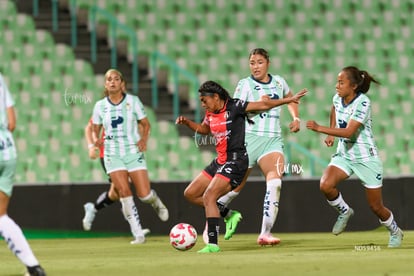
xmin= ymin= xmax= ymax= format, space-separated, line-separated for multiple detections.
xmin=152 ymin=196 xmax=169 ymax=222
xmin=25 ymin=265 xmax=46 ymax=276
xmin=224 ymin=210 xmax=242 ymax=240
xmin=257 ymin=234 xmax=281 ymax=246
xmin=142 ymin=228 xmax=151 ymax=236
xmin=202 ymin=222 xmax=209 ymax=244
xmin=82 ymin=202 xmax=97 ymax=231
xmin=388 ymin=227 xmax=403 ymax=248
xmin=197 ymin=244 xmax=221 ymax=253
xmin=131 ymin=228 xmax=151 ymax=244
xmin=332 ymin=208 xmax=354 ymax=235
xmin=130 ymin=235 xmax=145 ymax=245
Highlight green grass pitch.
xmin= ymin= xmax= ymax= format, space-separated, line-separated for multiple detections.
xmin=1 ymin=229 xmax=412 ymax=276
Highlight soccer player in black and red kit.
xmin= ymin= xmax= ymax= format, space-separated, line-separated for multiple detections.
xmin=176 ymin=80 xmax=306 ymax=253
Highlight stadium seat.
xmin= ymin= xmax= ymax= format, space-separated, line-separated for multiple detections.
xmin=6 ymin=0 xmax=411 ymax=181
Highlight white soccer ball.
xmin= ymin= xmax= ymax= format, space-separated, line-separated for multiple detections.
xmin=169 ymin=223 xmax=197 ymax=251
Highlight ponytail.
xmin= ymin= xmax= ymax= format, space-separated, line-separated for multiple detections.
xmin=342 ymin=66 xmax=380 ymax=94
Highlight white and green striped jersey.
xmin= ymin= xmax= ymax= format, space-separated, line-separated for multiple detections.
xmin=234 ymin=74 xmax=290 ymax=137
xmin=333 ymin=93 xmax=379 ymax=161
xmin=92 ymin=93 xmax=147 ymax=157
xmin=0 ymin=74 xmax=17 ymax=161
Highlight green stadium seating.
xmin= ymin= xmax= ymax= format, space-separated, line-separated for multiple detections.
xmin=4 ymin=0 xmax=412 ymax=182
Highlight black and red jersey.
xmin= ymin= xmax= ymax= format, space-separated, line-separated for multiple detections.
xmin=203 ymin=98 xmax=248 ymax=164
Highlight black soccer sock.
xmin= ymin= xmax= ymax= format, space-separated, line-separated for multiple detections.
xmin=207 ymin=217 xmax=219 ymax=245
xmin=216 ymin=202 xmax=230 ymax=218
xmin=95 ymin=191 xmax=115 ymax=210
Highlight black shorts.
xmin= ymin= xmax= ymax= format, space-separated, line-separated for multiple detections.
xmin=203 ymin=151 xmax=248 ymax=190
xmin=100 ymin=157 xmax=112 ymax=183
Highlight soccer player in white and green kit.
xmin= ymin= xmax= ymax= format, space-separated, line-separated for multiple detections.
xmin=0 ymin=73 xmax=46 ymax=275
xmin=216 ymin=48 xmax=305 ymax=245
xmin=306 ymin=66 xmax=403 ymax=247
xmin=91 ymin=69 xmax=169 ymax=244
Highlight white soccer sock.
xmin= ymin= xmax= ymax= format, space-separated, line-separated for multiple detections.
xmin=260 ymin=179 xmax=282 ymax=235
xmin=379 ymin=212 xmax=399 ymax=234
xmin=217 ymin=190 xmax=239 ymax=207
xmin=0 ymin=215 xmax=39 ymax=267
xmin=139 ymin=190 xmax=156 ymax=203
xmin=327 ymin=193 xmax=350 ymax=214
xmin=140 ymin=189 xmax=163 ymax=209
xmin=120 ymin=196 xmax=143 ymax=238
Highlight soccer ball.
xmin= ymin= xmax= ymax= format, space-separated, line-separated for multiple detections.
xmin=169 ymin=223 xmax=197 ymax=251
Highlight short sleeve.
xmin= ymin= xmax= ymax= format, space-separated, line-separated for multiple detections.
xmin=92 ymin=101 xmax=102 ymax=125
xmin=351 ymin=97 xmax=370 ymax=124
xmin=0 ymin=75 xmax=14 ymax=108
xmin=233 ymin=79 xmax=249 ymax=101
xmin=234 ymin=98 xmax=248 ymax=114
xmin=279 ymin=76 xmax=290 ymax=97
xmin=202 ymin=115 xmax=210 ymax=126
xmin=134 ymin=96 xmax=147 ymax=120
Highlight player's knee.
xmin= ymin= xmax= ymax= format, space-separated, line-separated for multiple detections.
xmin=183 ymin=187 xmax=195 ymax=203
xmin=319 ymin=178 xmax=332 ymax=193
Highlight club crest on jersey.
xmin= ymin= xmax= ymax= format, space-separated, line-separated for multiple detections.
xmin=275 ymin=80 xmax=283 ymax=91
xmin=126 ymin=103 xmax=131 ymax=110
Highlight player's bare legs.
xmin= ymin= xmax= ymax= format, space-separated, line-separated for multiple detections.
xmin=184 ymin=173 xmax=211 ymax=207
xmin=130 ymin=169 xmax=169 ymax=222
xmin=320 ymin=166 xmax=354 ymax=235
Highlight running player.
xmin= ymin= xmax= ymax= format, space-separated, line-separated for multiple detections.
xmin=306 ymin=66 xmax=403 ymax=247
xmin=217 ymin=48 xmax=303 ymax=245
xmin=176 ymin=80 xmax=306 ymax=253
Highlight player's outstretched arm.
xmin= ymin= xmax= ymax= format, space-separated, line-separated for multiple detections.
xmin=246 ymin=89 xmax=307 ymax=113
xmin=176 ymin=116 xmax=210 ymax=135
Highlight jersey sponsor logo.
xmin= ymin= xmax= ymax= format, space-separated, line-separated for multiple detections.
xmin=338 ymin=119 xmax=347 ymax=128
xmin=111 ymin=116 xmax=124 ymax=128
xmin=0 ymin=137 xmax=13 ymax=150
xmin=267 ymin=93 xmax=280 ymax=99
xmin=254 ymin=85 xmax=261 ymax=90
xmin=354 ymin=111 xmax=365 ymax=120
xmin=259 ymin=113 xmax=280 ymax=119
xmin=213 ymin=130 xmax=231 ymax=144
xmin=210 ymin=120 xmax=232 ymax=126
